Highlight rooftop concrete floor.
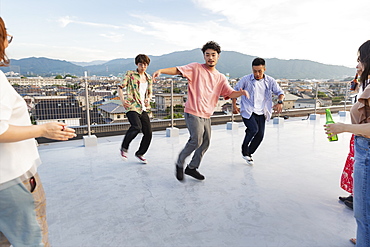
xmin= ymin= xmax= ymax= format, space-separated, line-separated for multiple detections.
xmin=37 ymin=113 xmax=356 ymax=247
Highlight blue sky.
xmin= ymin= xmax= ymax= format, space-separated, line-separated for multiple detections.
xmin=1 ymin=0 xmax=368 ymax=68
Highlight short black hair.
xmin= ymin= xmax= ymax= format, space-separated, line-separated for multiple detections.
xmin=252 ymin=57 xmax=265 ymax=66
xmin=135 ymin=54 xmax=150 ymax=65
xmin=201 ymin=41 xmax=221 ymax=54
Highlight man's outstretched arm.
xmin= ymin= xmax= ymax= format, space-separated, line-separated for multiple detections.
xmin=152 ymin=67 xmax=182 ymax=81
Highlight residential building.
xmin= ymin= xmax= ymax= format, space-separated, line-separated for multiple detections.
xmin=32 ymin=99 xmax=82 ymax=126
xmin=283 ymin=92 xmax=301 ymax=109
xmin=97 ymin=102 xmax=126 ymax=123
xmin=294 ymin=99 xmax=320 ymax=109
xmin=155 ymin=93 xmax=185 ymax=111
xmin=8 ymin=77 xmax=68 ymax=86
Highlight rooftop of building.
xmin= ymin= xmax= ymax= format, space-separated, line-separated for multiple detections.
xmin=37 ymin=113 xmax=355 ymax=247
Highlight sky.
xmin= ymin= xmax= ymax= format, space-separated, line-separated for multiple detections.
xmin=0 ymin=0 xmax=368 ymax=68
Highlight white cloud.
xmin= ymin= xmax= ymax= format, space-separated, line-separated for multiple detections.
xmin=57 ymin=16 xmax=123 ymax=29
xmin=190 ymin=0 xmax=370 ymax=67
xmin=7 ymin=0 xmax=370 ymax=67
xmin=99 ymin=32 xmax=125 ymax=42
xmin=127 ymin=14 xmax=243 ymax=50
xmin=58 ymin=16 xmax=73 ymax=28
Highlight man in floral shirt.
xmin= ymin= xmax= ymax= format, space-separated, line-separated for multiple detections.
xmin=118 ymin=54 xmax=153 ymax=164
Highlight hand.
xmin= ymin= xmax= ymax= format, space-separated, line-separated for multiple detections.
xmin=239 ymin=88 xmax=250 ymax=99
xmin=123 ymin=100 xmax=131 ymax=109
xmin=232 ymin=105 xmax=240 ymax=114
xmin=144 ymin=99 xmax=150 ymax=108
xmin=152 ymin=70 xmax=161 ymax=82
xmin=324 ymin=122 xmax=345 ymax=135
xmin=40 ymin=122 xmax=76 ymax=141
xmin=273 ymin=103 xmax=283 ymax=113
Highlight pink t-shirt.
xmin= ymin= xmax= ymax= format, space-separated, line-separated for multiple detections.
xmin=177 ymin=63 xmax=234 ymax=119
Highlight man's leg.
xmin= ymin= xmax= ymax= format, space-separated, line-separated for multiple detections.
xmin=121 ymin=111 xmax=142 ymax=151
xmin=248 ymin=114 xmax=266 ymax=155
xmin=176 ymin=113 xmax=204 ymax=169
xmin=241 ymin=114 xmax=259 ymax=156
xmin=136 ymin=111 xmax=152 ymax=156
xmin=188 ymin=117 xmax=211 ymax=169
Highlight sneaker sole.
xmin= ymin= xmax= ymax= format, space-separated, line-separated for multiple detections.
xmin=184 ymin=169 xmax=205 ymax=180
xmin=120 ymin=153 xmax=128 ymax=161
xmin=136 ymin=156 xmax=148 ymax=164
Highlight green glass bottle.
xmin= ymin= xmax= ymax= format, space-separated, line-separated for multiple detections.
xmin=325 ymin=109 xmax=338 ymax=141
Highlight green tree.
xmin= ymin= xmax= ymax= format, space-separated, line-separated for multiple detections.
xmin=164 ymin=113 xmax=183 ymax=119
xmin=64 ymin=74 xmax=77 ymax=78
xmin=332 ymin=96 xmax=344 ymax=105
xmin=317 ymin=91 xmax=327 ymax=98
xmin=66 ymin=83 xmax=80 ymax=90
xmin=54 ymin=75 xmax=63 ymax=79
xmin=166 ymin=104 xmax=184 ymax=113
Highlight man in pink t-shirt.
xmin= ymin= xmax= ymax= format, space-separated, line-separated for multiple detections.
xmin=153 ymin=41 xmax=249 ymax=181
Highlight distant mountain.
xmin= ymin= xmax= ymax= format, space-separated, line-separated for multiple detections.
xmin=0 ymin=50 xmax=355 ymax=79
xmin=70 ymin=60 xmax=108 ymax=66
xmin=2 ymin=57 xmax=85 ymax=76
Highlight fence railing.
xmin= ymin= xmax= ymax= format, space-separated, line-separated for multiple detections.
xmin=8 ymin=77 xmax=356 ymax=143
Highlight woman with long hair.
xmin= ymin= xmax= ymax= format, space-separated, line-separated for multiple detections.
xmin=0 ymin=17 xmax=76 ymax=246
xmin=325 ymin=40 xmax=370 ymax=246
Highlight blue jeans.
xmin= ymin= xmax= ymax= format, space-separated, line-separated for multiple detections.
xmin=354 ymin=136 xmax=370 ymax=247
xmin=0 ymin=174 xmax=46 ymax=247
xmin=241 ymin=113 xmax=266 ymax=156
xmin=176 ymin=113 xmax=211 ymax=169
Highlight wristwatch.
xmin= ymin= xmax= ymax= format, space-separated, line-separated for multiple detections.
xmin=277 ymin=100 xmax=283 ymax=104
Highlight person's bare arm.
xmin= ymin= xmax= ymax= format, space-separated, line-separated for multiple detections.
xmin=229 ymin=88 xmax=249 ymax=99
xmin=325 ymin=122 xmax=370 ymax=137
xmin=0 ymin=123 xmax=76 ymax=143
xmin=152 ymin=67 xmax=182 ymax=81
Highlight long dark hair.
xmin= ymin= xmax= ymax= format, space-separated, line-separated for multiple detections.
xmin=358 ymin=40 xmax=370 ymax=90
xmin=0 ymin=17 xmax=9 ymax=67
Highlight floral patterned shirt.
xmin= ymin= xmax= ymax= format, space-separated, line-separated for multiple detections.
xmin=119 ymin=70 xmax=153 ymax=113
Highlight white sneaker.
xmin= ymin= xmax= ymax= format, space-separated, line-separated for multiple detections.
xmin=243 ymin=155 xmax=254 ymax=165
xmin=120 ymin=149 xmax=128 ymax=161
xmin=136 ymin=155 xmax=148 ymax=164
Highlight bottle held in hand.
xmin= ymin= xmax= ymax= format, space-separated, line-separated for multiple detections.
xmin=350 ymin=73 xmax=358 ymax=91
xmin=325 ymin=109 xmax=338 ymax=142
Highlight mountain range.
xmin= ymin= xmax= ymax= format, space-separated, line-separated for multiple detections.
xmin=0 ymin=49 xmax=355 ymax=79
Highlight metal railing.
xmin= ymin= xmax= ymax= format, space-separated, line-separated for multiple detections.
xmin=7 ymin=78 xmax=356 ymax=143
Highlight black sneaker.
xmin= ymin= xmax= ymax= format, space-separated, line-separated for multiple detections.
xmin=185 ymin=167 xmax=205 ymax=180
xmin=344 ymin=200 xmax=353 ymax=210
xmin=339 ymin=195 xmax=353 ymax=202
xmin=176 ymin=165 xmax=184 ymax=181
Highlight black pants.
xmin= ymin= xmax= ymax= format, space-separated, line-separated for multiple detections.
xmin=241 ymin=113 xmax=266 ymax=156
xmin=121 ymin=111 xmax=152 ymax=156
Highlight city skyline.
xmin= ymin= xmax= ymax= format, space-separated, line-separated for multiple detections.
xmin=0 ymin=0 xmax=368 ymax=68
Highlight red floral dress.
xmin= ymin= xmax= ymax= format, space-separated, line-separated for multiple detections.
xmin=340 ymin=134 xmax=354 ymax=194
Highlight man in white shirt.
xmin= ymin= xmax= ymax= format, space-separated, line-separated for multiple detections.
xmin=232 ymin=57 xmax=284 ymax=165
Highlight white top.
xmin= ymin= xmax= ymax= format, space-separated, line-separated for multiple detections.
xmin=139 ymin=75 xmax=148 ymax=111
xmin=253 ymin=79 xmax=266 ymax=115
xmin=0 ymin=71 xmax=41 ymax=187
